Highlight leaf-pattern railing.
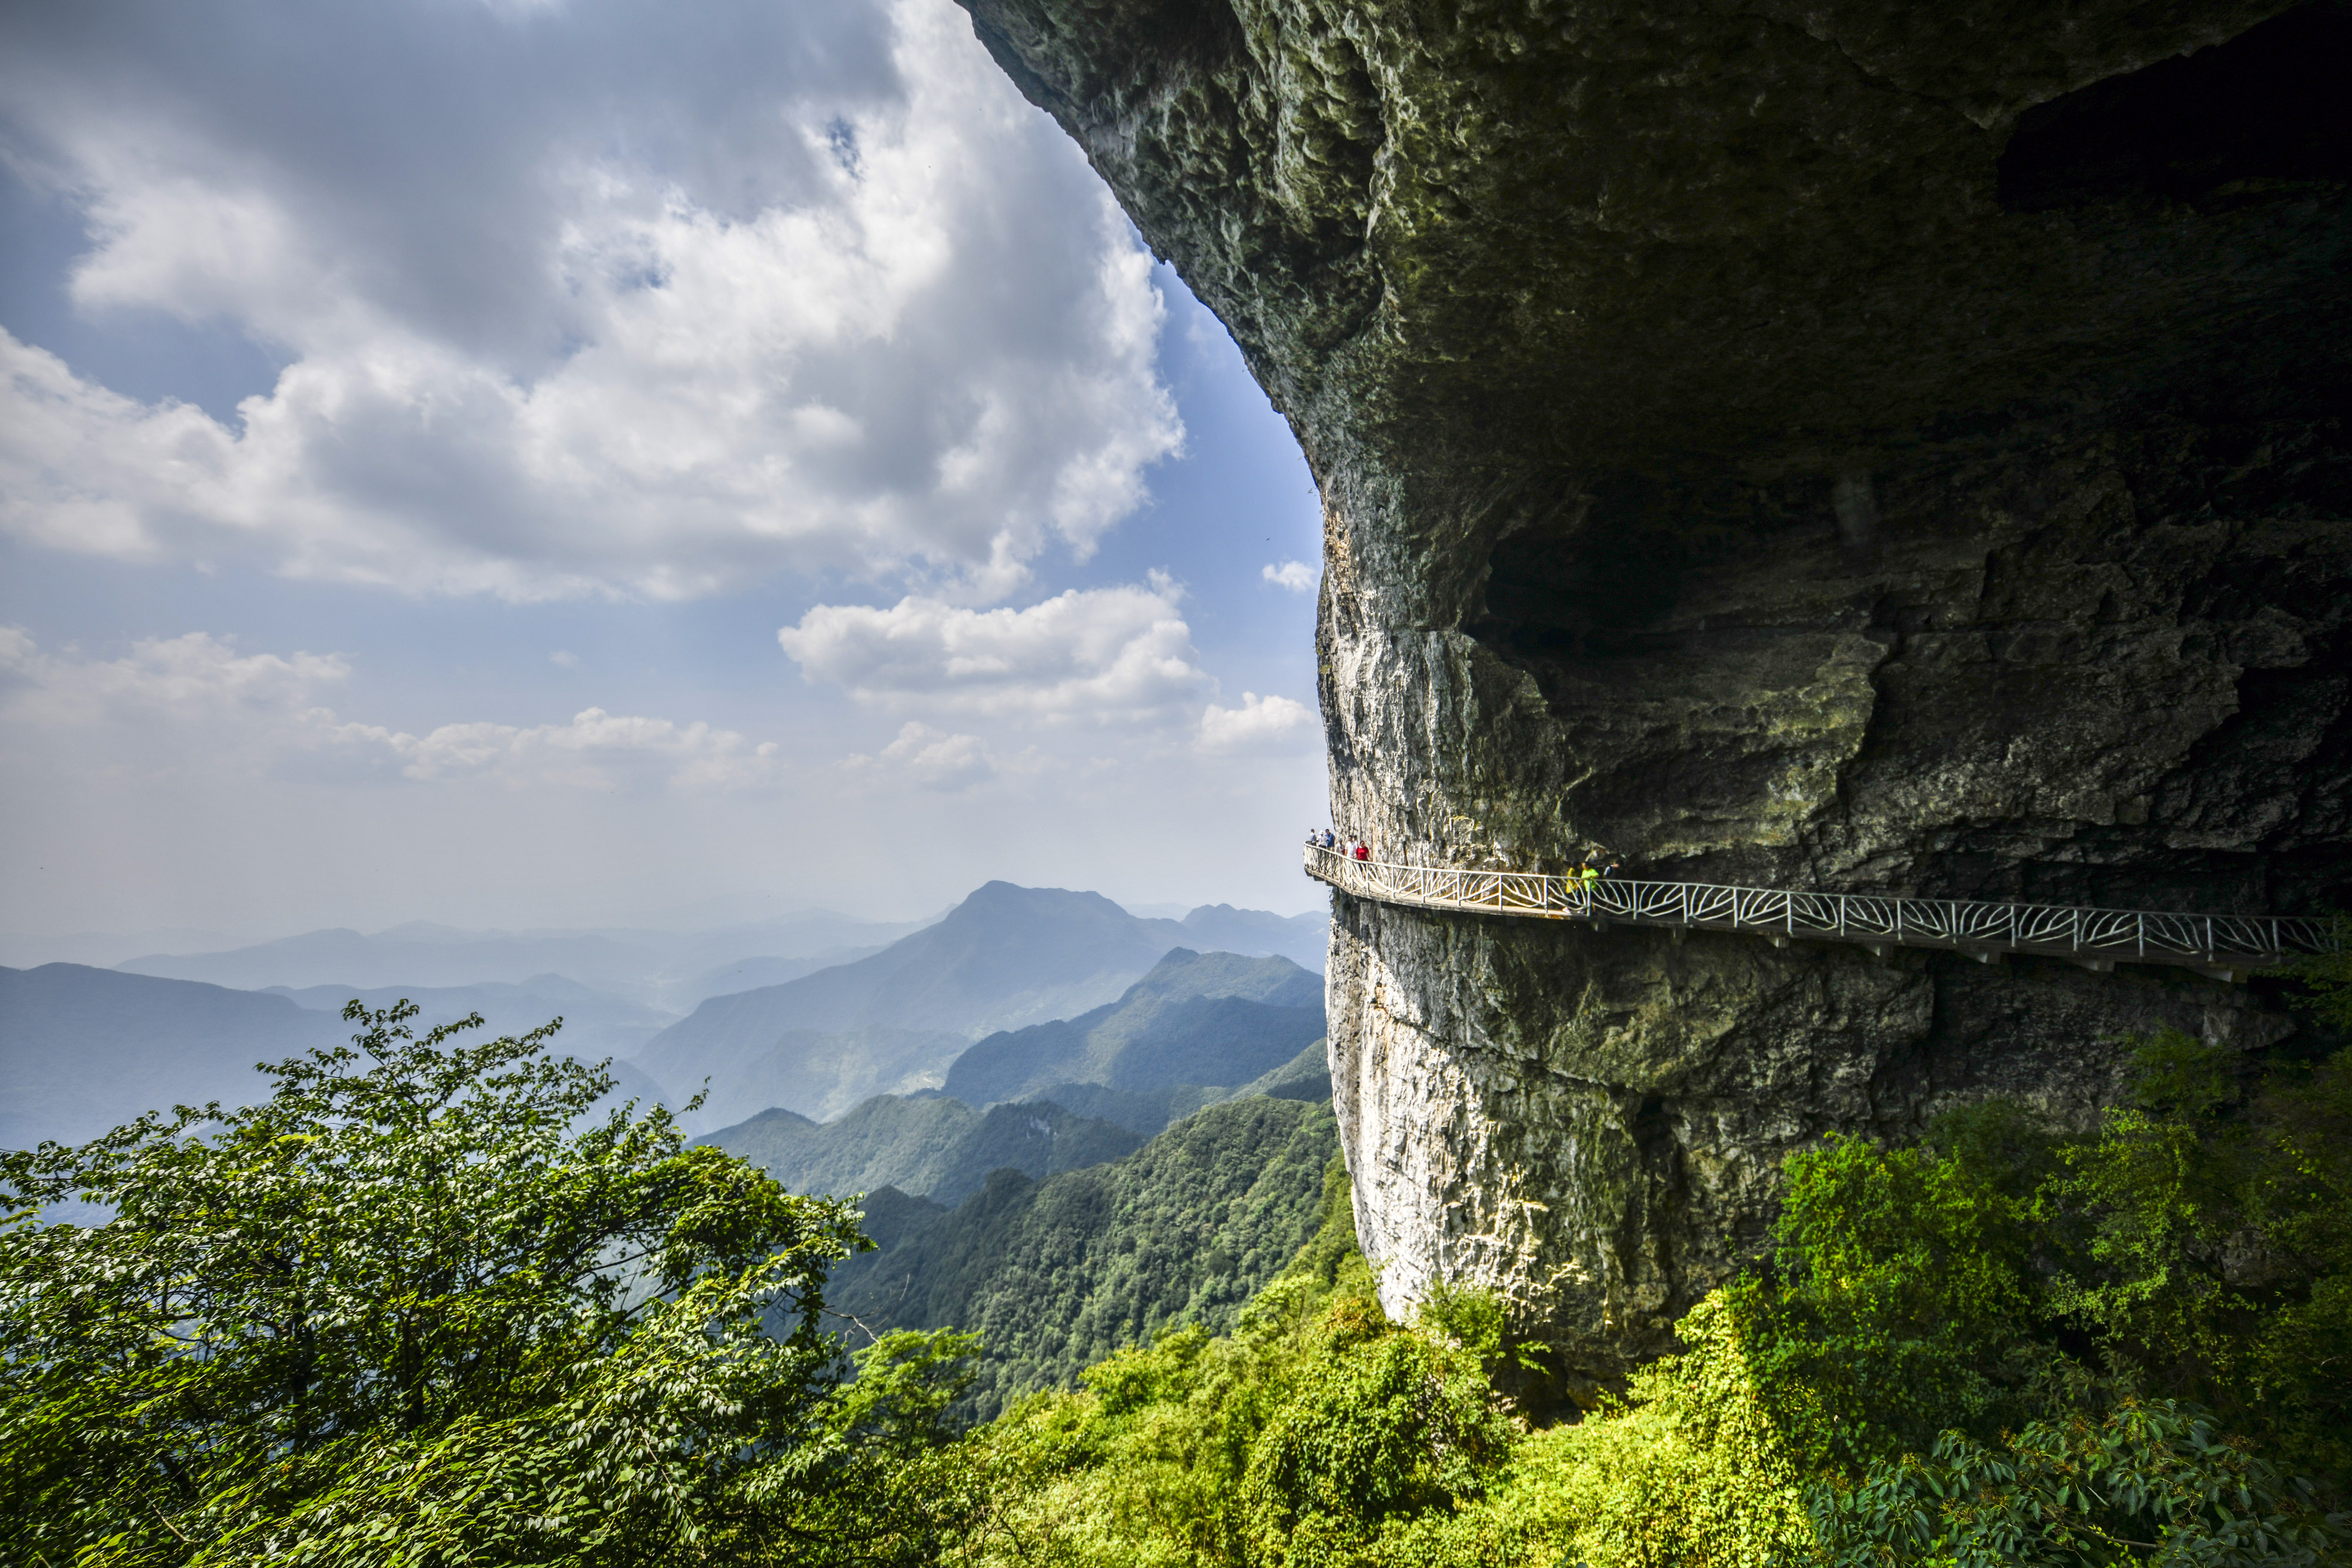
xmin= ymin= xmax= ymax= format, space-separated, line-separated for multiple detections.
xmin=1302 ymin=846 xmax=2337 ymax=969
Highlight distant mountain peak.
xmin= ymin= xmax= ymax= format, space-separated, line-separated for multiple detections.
xmin=951 ymin=882 xmax=1138 ymax=918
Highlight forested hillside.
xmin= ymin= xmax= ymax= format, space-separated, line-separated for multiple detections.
xmin=706 ymin=1092 xmax=1144 ymax=1205
xmin=824 ymin=1094 xmax=1339 ymax=1419
xmin=706 ymin=1039 xmax=1333 ymax=1205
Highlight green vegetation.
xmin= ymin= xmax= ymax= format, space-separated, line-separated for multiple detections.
xmin=827 ymin=1095 xmax=1339 ymax=1420
xmin=924 ymin=1020 xmax=2350 ymax=1567
xmin=10 ymin=941 xmax=2350 ymax=1564
xmin=0 ymin=1002 xmax=970 ymax=1566
xmin=706 ymin=1092 xmax=1145 ymax=1206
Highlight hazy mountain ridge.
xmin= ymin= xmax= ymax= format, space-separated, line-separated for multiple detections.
xmin=267 ymin=978 xmax=679 ymax=1076
xmin=701 ymin=1034 xmax=1330 ymax=1206
xmin=942 ymin=948 xmax=1324 ymax=1107
xmin=6 ymin=884 xmax=1330 ymax=1154
xmin=1165 ymin=904 xmax=1328 ymax=973
xmin=673 ymin=1024 xmax=971 ymax=1126
xmin=706 ymin=1095 xmax=1145 ymax=1207
xmin=1 ymin=965 xmax=333 ymax=1149
xmin=109 ymin=909 xmax=934 ymax=1010
xmin=639 ymin=883 xmax=1322 ymax=1127
xmin=1 ymin=964 xmax=667 ymax=1152
xmin=1033 ymin=1039 xmax=1334 ymax=1135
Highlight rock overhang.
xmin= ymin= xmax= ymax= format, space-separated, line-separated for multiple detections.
xmin=959 ymin=0 xmax=2349 ymax=491
xmin=952 ymin=0 xmax=2352 ymax=1388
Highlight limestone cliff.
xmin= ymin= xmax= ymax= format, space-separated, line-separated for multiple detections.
xmin=954 ymin=0 xmax=2352 ymax=1390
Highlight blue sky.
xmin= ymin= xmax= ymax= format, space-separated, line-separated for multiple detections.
xmin=0 ymin=0 xmax=1328 ymax=942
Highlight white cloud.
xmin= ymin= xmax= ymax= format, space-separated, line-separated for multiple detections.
xmin=1262 ymin=560 xmax=1317 ymax=593
xmin=0 ymin=627 xmax=772 ymax=791
xmin=328 ymin=708 xmax=780 ymax=790
xmin=777 ymin=575 xmax=1212 ymax=723
xmin=0 ymin=628 xmax=350 ymax=723
xmin=1197 ymin=691 xmax=1315 ymax=753
xmin=858 ymin=721 xmax=998 ymax=790
xmin=0 ymin=0 xmax=1180 ymax=602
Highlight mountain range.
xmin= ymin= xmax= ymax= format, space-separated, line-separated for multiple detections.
xmin=703 ymin=1035 xmax=1330 ymax=1207
xmin=707 ymin=1095 xmax=1147 ymax=1208
xmin=941 ymin=948 xmax=1324 ymax=1106
xmin=3 ymin=882 xmax=1329 ymax=1152
xmin=637 ymin=885 xmax=1328 ymax=1126
xmin=107 ymin=908 xmax=931 ymax=1012
xmin=0 ymin=964 xmax=666 ymax=1151
xmin=266 ymin=978 xmax=679 ymax=1076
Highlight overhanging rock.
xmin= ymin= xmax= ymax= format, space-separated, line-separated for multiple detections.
xmin=954 ymin=0 xmax=2352 ymax=1393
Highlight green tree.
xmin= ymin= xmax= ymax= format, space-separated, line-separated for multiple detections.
xmin=2051 ymin=1029 xmax=2352 ymax=1478
xmin=1813 ymin=1398 xmax=2340 ymax=1567
xmin=1730 ymin=1101 xmax=2063 ymax=1475
xmin=0 ymin=1001 xmax=896 ymax=1566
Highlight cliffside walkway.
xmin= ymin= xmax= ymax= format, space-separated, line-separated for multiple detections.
xmin=1303 ymin=845 xmax=2337 ymax=979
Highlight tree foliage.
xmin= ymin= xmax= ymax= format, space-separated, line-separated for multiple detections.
xmin=944 ymin=1159 xmax=1519 ymax=1568
xmin=0 ymin=1001 xmax=910 ymax=1567
xmin=12 ymin=947 xmax=2352 ymax=1566
xmin=825 ymin=1096 xmax=1338 ymax=1420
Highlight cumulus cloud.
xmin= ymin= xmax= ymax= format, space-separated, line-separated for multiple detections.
xmin=0 ymin=627 xmax=349 ymax=723
xmin=777 ymin=575 xmax=1212 ymax=722
xmin=851 ymin=721 xmax=998 ymax=790
xmin=0 ymin=0 xmax=1180 ymax=601
xmin=0 ymin=627 xmax=772 ymax=790
xmin=1197 ymin=691 xmax=1315 ymax=753
xmin=1262 ymin=560 xmax=1317 ymax=593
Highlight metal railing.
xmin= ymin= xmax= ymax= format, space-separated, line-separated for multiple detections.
xmin=1303 ymin=845 xmax=2338 ymax=975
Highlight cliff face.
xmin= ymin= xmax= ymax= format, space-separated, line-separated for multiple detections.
xmin=955 ymin=0 xmax=2352 ymax=1386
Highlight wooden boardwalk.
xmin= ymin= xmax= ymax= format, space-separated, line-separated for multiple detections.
xmin=1303 ymin=846 xmax=2336 ymax=979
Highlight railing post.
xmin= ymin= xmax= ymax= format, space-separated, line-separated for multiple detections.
xmin=2137 ymin=913 xmax=2144 ymax=957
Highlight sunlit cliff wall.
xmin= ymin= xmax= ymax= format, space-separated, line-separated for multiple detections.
xmin=953 ymin=0 xmax=2352 ymax=1390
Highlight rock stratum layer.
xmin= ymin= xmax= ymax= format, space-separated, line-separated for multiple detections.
xmin=954 ymin=0 xmax=2352 ymax=1390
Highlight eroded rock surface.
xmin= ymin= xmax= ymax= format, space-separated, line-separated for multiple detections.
xmin=955 ymin=0 xmax=2352 ymax=1386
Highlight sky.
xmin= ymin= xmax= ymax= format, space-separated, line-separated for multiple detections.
xmin=0 ymin=0 xmax=1331 ymax=945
